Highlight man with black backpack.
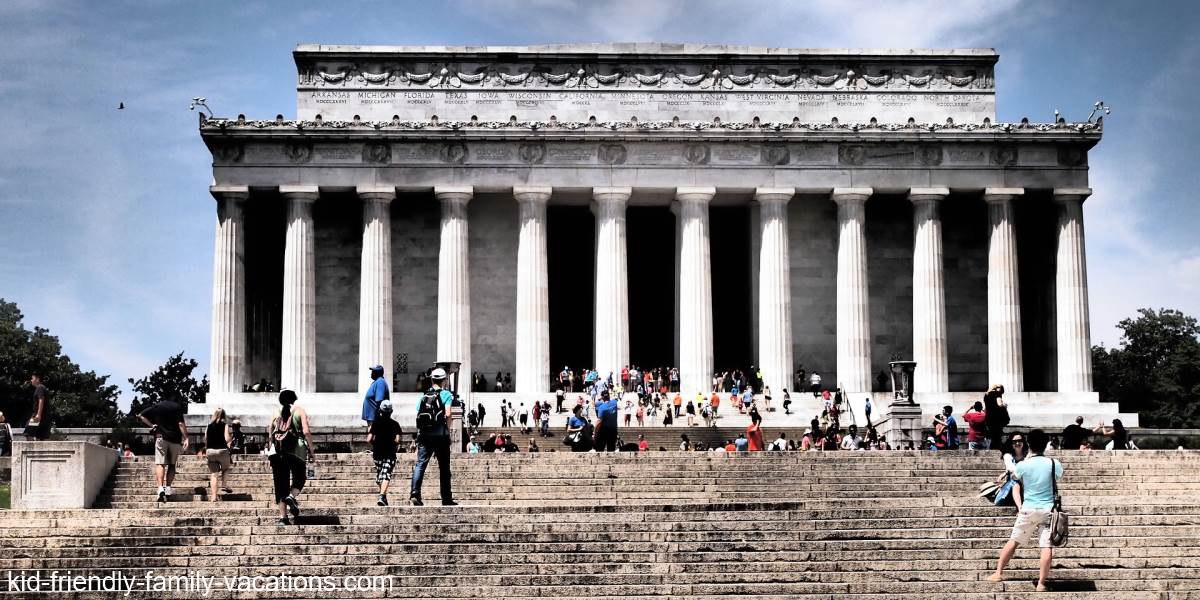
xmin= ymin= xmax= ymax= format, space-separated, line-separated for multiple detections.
xmin=410 ymin=367 xmax=456 ymax=506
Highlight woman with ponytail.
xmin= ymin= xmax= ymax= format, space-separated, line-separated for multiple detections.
xmin=267 ymin=389 xmax=316 ymax=525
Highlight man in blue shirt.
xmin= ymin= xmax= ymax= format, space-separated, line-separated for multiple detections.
xmin=361 ymin=365 xmax=389 ymax=426
xmin=410 ymin=367 xmax=456 ymax=506
xmin=593 ymin=390 xmax=619 ymax=452
xmin=987 ymin=428 xmax=1064 ymax=591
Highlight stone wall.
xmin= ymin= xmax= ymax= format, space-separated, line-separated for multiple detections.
xmin=313 ymin=194 xmax=361 ymax=392
xmin=392 ymin=193 xmax=441 ymax=390
xmin=789 ymin=195 xmax=838 ymax=385
xmin=468 ymin=193 xmax=519 ymax=382
xmin=866 ymin=195 xmax=914 ymax=391
xmin=942 ymin=194 xmax=989 ymax=390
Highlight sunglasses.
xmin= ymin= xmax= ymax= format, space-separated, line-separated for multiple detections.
xmin=1012 ymin=440 xmax=1025 ymax=444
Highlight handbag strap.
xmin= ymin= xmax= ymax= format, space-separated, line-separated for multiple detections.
xmin=1049 ymin=458 xmax=1061 ymax=510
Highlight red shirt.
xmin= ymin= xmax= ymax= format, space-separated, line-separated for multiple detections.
xmin=963 ymin=410 xmax=987 ymax=442
xmin=711 ymin=394 xmax=720 ymax=407
xmin=638 ymin=439 xmax=649 ymax=451
xmin=747 ymin=424 xmax=765 ymax=451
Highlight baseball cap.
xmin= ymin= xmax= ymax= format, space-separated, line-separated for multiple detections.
xmin=378 ymin=399 xmax=393 ymax=414
xmin=431 ymin=367 xmax=447 ymax=380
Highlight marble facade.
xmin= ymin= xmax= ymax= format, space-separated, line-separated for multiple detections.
xmin=195 ymin=44 xmax=1135 ymax=428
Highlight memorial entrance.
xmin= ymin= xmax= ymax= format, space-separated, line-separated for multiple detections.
xmin=194 ymin=43 xmax=1135 ymax=428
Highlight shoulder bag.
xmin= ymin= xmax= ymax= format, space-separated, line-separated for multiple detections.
xmin=1048 ymin=459 xmax=1069 ymax=547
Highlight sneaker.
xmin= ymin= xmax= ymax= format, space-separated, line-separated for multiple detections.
xmin=284 ymin=495 xmax=300 ymax=517
xmin=410 ymin=496 xmax=424 ymax=506
xmin=156 ymin=489 xmax=167 ymax=503
xmin=441 ymin=500 xmax=458 ymax=506
xmin=276 ymin=517 xmax=290 ymax=526
xmin=165 ymin=486 xmax=173 ymax=496
xmin=377 ymin=494 xmax=388 ymax=507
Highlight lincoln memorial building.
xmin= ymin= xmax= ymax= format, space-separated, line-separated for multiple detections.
xmin=194 ymin=43 xmax=1135 ymax=427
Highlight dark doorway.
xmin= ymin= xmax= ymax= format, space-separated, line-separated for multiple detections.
xmin=548 ymin=206 xmax=595 ymax=374
xmin=243 ymin=193 xmax=285 ymax=388
xmin=1017 ymin=193 xmax=1059 ymax=391
xmin=627 ymin=207 xmax=676 ymax=370
xmin=710 ymin=206 xmax=754 ymax=373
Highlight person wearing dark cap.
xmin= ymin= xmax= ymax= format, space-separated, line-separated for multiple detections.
xmin=410 ymin=367 xmax=456 ymax=506
xmin=361 ymin=364 xmax=390 ymax=427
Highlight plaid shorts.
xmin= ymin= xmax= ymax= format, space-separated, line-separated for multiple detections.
xmin=374 ymin=458 xmax=395 ymax=482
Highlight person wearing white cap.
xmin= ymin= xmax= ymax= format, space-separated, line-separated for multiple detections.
xmin=410 ymin=367 xmax=456 ymax=506
xmin=361 ymin=364 xmax=390 ymax=426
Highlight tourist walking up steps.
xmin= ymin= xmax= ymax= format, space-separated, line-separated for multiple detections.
xmin=25 ymin=373 xmax=52 ymax=441
xmin=411 ymin=368 xmax=456 ymax=506
xmin=138 ymin=395 xmax=188 ymax=503
xmin=368 ymin=399 xmax=402 ymax=506
xmin=988 ymin=429 xmax=1064 ymax=592
xmin=205 ymin=408 xmax=234 ymax=503
xmin=267 ymin=390 xmax=316 ymax=525
xmin=361 ymin=364 xmax=390 ymax=427
xmin=594 ymin=390 xmax=619 ymax=452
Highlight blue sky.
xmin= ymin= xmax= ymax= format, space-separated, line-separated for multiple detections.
xmin=1 ymin=0 xmax=1198 ymax=409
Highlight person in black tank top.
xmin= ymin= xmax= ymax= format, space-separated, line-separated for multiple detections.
xmin=205 ymin=408 xmax=234 ymax=502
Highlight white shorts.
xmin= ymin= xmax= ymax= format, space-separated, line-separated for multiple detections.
xmin=1009 ymin=507 xmax=1054 ymax=548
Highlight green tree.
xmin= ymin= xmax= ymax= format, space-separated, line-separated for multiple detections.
xmin=127 ymin=352 xmax=209 ymax=419
xmin=1092 ymin=308 xmax=1200 ymax=427
xmin=0 ymin=298 xmax=122 ymax=428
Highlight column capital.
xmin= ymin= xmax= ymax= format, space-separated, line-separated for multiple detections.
xmin=513 ymin=186 xmax=552 ymax=204
xmin=435 ymin=185 xmax=473 ymax=206
xmin=908 ymin=187 xmax=950 ymax=204
xmin=356 ymin=185 xmax=396 ymax=203
xmin=832 ymin=187 xmax=873 ymax=205
xmin=754 ymin=187 xmax=795 ymax=205
xmin=210 ymin=185 xmax=249 ymax=201
xmin=983 ymin=188 xmax=1025 ymax=203
xmin=675 ymin=187 xmax=716 ymax=204
xmin=1053 ymin=188 xmax=1092 ymax=203
xmin=592 ymin=186 xmax=632 ymax=204
xmin=279 ymin=185 xmax=319 ymax=202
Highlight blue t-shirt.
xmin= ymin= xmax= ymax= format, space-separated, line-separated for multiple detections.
xmin=568 ymin=415 xmax=587 ymax=429
xmin=596 ymin=399 xmax=619 ymax=429
xmin=361 ymin=377 xmax=389 ymax=421
xmin=734 ymin=438 xmax=748 ymax=451
xmin=1014 ymin=455 xmax=1063 ymax=509
xmin=741 ymin=390 xmax=753 ymax=405
xmin=945 ymin=415 xmax=959 ymax=447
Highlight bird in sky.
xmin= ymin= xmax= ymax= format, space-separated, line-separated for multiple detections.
xmin=118 ymin=102 xmax=125 ymax=110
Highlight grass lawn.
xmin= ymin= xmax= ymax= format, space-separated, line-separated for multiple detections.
xmin=0 ymin=484 xmax=9 ymax=509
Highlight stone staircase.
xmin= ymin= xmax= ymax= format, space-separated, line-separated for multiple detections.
xmin=2 ymin=451 xmax=1200 ymax=598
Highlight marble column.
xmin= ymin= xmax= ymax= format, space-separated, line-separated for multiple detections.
xmin=910 ymin=188 xmax=949 ymax=392
xmin=436 ymin=186 xmax=473 ymax=392
xmin=514 ymin=186 xmax=552 ymax=394
xmin=356 ymin=186 xmax=395 ymax=393
xmin=209 ymin=185 xmax=248 ymax=394
xmin=592 ymin=187 xmax=631 ymax=382
xmin=755 ymin=187 xmax=795 ymax=397
xmin=280 ymin=186 xmax=318 ymax=393
xmin=833 ymin=188 xmax=873 ymax=393
xmin=984 ymin=188 xmax=1025 ymax=392
xmin=676 ymin=187 xmax=715 ymax=396
xmin=1055 ymin=188 xmax=1094 ymax=392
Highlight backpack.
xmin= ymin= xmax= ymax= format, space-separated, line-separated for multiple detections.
xmin=271 ymin=413 xmax=298 ymax=455
xmin=416 ymin=389 xmax=448 ymax=439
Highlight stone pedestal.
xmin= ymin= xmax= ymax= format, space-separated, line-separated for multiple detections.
xmin=910 ymin=188 xmax=949 ymax=392
xmin=280 ymin=186 xmax=318 ymax=393
xmin=833 ymin=188 xmax=873 ymax=394
xmin=209 ymin=185 xmax=248 ymax=394
xmin=756 ymin=188 xmax=794 ymax=397
xmin=676 ymin=187 xmax=715 ymax=396
xmin=592 ymin=187 xmax=631 ymax=382
xmin=437 ymin=186 xmax=474 ymax=396
xmin=881 ymin=402 xmax=924 ymax=450
xmin=1055 ymin=188 xmax=1094 ymax=392
xmin=984 ymin=188 xmax=1025 ymax=391
xmin=12 ymin=442 xmax=117 ymax=509
xmin=514 ymin=187 xmax=552 ymax=394
xmin=357 ymin=186 xmax=396 ymax=393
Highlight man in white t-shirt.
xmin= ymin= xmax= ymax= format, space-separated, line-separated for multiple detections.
xmin=840 ymin=424 xmax=863 ymax=451
xmin=809 ymin=372 xmax=822 ymax=397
